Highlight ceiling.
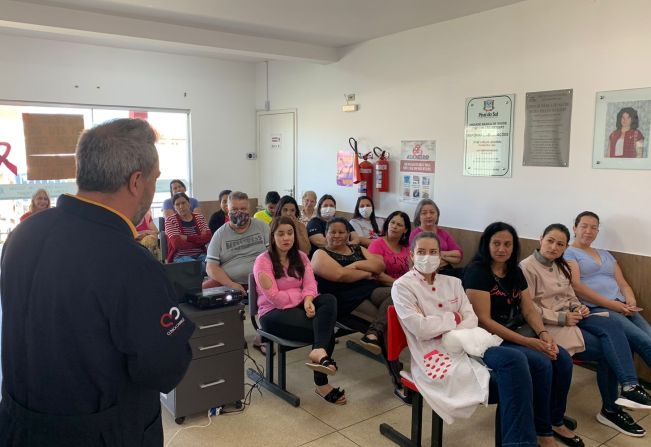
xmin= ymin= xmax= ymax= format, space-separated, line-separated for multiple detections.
xmin=0 ymin=0 xmax=526 ymax=63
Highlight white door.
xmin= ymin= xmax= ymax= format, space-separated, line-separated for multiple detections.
xmin=257 ymin=110 xmax=296 ymax=200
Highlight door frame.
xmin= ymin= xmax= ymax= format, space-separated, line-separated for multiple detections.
xmin=256 ymin=108 xmax=297 ymax=201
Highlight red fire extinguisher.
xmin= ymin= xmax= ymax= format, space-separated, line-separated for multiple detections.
xmin=350 ymin=137 xmax=374 ymax=199
xmin=373 ymin=146 xmax=390 ymax=193
xmin=358 ymin=152 xmax=374 ymax=199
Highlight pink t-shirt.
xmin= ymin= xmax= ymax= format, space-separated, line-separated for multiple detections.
xmin=368 ymin=237 xmax=410 ymax=279
xmin=408 ymin=227 xmax=463 ymax=257
xmin=253 ymin=251 xmax=319 ymax=317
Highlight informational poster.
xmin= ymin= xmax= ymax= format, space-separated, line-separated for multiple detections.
xmin=523 ymin=89 xmax=572 ymax=167
xmin=336 ymin=150 xmax=354 ymax=186
xmin=593 ymin=87 xmax=651 ymax=170
xmin=400 ymin=140 xmax=435 ymax=203
xmin=463 ymin=94 xmax=514 ymax=177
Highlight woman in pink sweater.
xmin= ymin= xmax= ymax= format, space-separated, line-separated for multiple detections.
xmin=253 ymin=216 xmax=344 ymax=405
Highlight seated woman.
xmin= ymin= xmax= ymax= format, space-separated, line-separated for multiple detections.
xmin=311 ymin=217 xmax=390 ymax=356
xmin=162 ymin=179 xmax=202 ymax=218
xmin=409 ymin=199 xmax=463 ymax=277
xmin=463 ymin=222 xmax=580 ymax=447
xmin=368 ymin=211 xmax=411 ymax=286
xmin=253 ymin=216 xmax=344 ymax=405
xmin=299 ymin=190 xmax=317 ymax=225
xmin=565 ymin=213 xmax=651 ymax=375
xmin=307 ymin=194 xmax=359 ymax=255
xmin=164 ymin=192 xmax=212 ymax=263
xmin=521 ymin=223 xmax=650 ymax=436
xmin=349 ymin=195 xmax=385 ymax=247
xmin=392 ymin=231 xmax=537 ymax=446
xmin=135 ymin=209 xmax=158 ymax=240
xmin=208 ymin=189 xmax=231 ymax=233
xmin=20 ymin=188 xmax=51 ymax=221
xmin=274 ymin=195 xmax=311 ymax=255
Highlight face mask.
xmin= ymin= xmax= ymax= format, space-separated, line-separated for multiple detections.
xmin=229 ymin=211 xmax=250 ymax=227
xmin=359 ymin=207 xmax=373 ymax=219
xmin=414 ymin=255 xmax=440 ymax=274
xmin=321 ymin=206 xmax=336 ymax=219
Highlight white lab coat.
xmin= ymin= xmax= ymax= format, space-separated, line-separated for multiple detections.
xmin=391 ymin=270 xmax=491 ymax=423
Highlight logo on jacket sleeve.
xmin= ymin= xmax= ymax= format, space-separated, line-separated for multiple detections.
xmin=160 ymin=307 xmax=185 ymax=335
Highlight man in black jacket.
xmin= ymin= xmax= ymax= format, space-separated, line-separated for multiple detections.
xmin=0 ymin=118 xmax=194 ymax=446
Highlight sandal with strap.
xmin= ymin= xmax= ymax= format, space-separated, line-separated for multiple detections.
xmin=360 ymin=334 xmax=382 ymax=356
xmin=315 ymin=387 xmax=346 ymax=405
xmin=305 ymin=356 xmax=338 ymax=376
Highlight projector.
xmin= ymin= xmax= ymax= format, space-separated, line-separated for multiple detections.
xmin=187 ymin=286 xmax=244 ymax=309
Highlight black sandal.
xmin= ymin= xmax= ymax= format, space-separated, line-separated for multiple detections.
xmin=305 ymin=356 xmax=338 ymax=375
xmin=315 ymin=387 xmax=346 ymax=405
xmin=360 ymin=334 xmax=382 ymax=355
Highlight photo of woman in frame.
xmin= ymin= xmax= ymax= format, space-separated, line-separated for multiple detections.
xmin=604 ymin=101 xmax=650 ymax=159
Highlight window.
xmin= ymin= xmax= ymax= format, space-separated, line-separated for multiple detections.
xmin=0 ymin=103 xmax=191 ymax=242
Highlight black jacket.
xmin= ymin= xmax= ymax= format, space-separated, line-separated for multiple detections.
xmin=0 ymin=195 xmax=194 ymax=446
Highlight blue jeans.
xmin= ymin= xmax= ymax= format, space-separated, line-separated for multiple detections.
xmin=500 ymin=342 xmax=573 ymax=436
xmin=590 ymin=307 xmax=651 ymax=367
xmin=484 ymin=346 xmax=538 ymax=447
xmin=173 ymin=253 xmax=207 ymax=264
xmin=574 ymin=315 xmax=639 ymax=412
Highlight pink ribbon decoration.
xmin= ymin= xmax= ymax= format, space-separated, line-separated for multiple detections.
xmin=0 ymin=142 xmax=18 ymax=175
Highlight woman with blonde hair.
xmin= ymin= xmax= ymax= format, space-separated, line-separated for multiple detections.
xmin=20 ymin=189 xmax=51 ymax=222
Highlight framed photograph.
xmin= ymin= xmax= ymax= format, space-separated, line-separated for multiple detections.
xmin=593 ymin=87 xmax=651 ymax=170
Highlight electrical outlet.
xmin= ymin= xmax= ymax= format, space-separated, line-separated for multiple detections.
xmin=246 ymin=152 xmax=257 ymax=160
xmin=208 ymin=407 xmax=221 ymax=417
xmin=346 ymin=94 xmax=355 ymax=102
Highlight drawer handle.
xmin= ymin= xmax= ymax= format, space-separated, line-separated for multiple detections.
xmin=198 ymin=342 xmax=225 ymax=351
xmin=200 ymin=379 xmax=225 ymax=389
xmin=199 ymin=322 xmax=224 ymax=330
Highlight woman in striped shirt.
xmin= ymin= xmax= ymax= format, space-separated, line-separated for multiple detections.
xmin=164 ymin=192 xmax=212 ymax=263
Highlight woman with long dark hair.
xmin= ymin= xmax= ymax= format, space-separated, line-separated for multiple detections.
xmin=350 ymin=195 xmax=384 ymax=247
xmin=368 ymin=210 xmax=411 ymax=286
xmin=463 ymin=222 xmax=579 ymax=447
xmin=608 ymin=107 xmax=645 ymax=158
xmin=521 ymin=223 xmax=650 ymax=436
xmin=273 ymin=195 xmax=310 ymax=255
xmin=253 ymin=216 xmax=344 ymax=404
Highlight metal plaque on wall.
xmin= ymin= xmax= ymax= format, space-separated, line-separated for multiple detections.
xmin=463 ymin=94 xmax=514 ymax=177
xmin=523 ymin=89 xmax=572 ymax=167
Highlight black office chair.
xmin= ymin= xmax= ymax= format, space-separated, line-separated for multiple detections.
xmin=246 ymin=273 xmax=310 ymax=407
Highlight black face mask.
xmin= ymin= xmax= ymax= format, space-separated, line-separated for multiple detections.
xmin=229 ymin=211 xmax=250 ymax=227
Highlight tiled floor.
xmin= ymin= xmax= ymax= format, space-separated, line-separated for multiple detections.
xmin=162 ymin=308 xmax=651 ymax=446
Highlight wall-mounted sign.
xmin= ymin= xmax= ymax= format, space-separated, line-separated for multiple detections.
xmin=400 ymin=140 xmax=435 ymax=203
xmin=523 ymin=89 xmax=572 ymax=167
xmin=464 ymin=95 xmax=514 ymax=177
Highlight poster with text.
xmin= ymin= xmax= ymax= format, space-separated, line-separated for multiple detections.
xmin=400 ymin=140 xmax=435 ymax=203
xmin=464 ymin=94 xmax=514 ymax=177
xmin=336 ymin=150 xmax=354 ymax=186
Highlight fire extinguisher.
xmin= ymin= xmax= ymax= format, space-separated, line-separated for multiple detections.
xmin=350 ymin=137 xmax=374 ymax=200
xmin=373 ymin=146 xmax=390 ymax=193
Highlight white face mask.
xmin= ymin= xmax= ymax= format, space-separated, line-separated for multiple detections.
xmin=414 ymin=255 xmax=440 ymax=274
xmin=359 ymin=206 xmax=373 ymax=219
xmin=321 ymin=206 xmax=336 ymax=219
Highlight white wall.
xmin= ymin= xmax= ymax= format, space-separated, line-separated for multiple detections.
xmin=0 ymin=33 xmax=258 ymax=201
xmin=256 ymin=0 xmax=651 ymax=256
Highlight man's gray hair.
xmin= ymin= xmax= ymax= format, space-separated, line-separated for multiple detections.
xmin=76 ymin=118 xmax=159 ymax=193
xmin=228 ymin=191 xmax=249 ymax=202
